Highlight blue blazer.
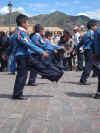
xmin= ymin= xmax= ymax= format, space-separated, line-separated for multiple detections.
xmin=5 ymin=28 xmax=45 ymax=56
xmin=77 ymin=30 xmax=94 ymax=51
xmin=94 ymin=27 xmax=100 ymax=55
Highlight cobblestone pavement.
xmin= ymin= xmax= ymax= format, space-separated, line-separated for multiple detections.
xmin=0 ymin=71 xmax=100 ymax=133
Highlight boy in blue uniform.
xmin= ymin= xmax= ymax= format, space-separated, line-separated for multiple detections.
xmin=42 ymin=30 xmax=66 ymax=70
xmin=3 ymin=14 xmax=53 ymax=100
xmin=41 ymin=31 xmax=66 ymax=78
xmin=31 ymin=24 xmax=64 ymax=53
xmin=93 ymin=25 xmax=100 ymax=99
xmin=44 ymin=31 xmax=65 ymax=51
xmin=27 ymin=26 xmax=65 ymax=86
xmin=76 ymin=20 xmax=96 ymax=85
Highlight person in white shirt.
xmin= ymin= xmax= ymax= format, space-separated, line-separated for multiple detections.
xmin=73 ymin=26 xmax=84 ymax=71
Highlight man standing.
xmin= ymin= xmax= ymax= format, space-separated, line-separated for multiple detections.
xmin=73 ymin=26 xmax=83 ymax=71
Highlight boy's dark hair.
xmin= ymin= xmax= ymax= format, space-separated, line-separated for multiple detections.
xmin=16 ymin=14 xmax=28 ymax=26
xmin=87 ymin=20 xmax=97 ymax=29
xmin=34 ymin=24 xmax=44 ymax=33
xmin=45 ymin=31 xmax=52 ymax=38
xmin=30 ymin=32 xmax=35 ymax=39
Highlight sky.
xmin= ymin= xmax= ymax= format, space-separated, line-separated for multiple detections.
xmin=0 ymin=0 xmax=100 ymax=20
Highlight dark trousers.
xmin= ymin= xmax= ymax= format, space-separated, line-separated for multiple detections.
xmin=77 ymin=52 xmax=83 ymax=70
xmin=80 ymin=50 xmax=93 ymax=83
xmin=93 ymin=63 xmax=100 ymax=93
xmin=63 ymin=57 xmax=72 ymax=70
xmin=13 ymin=56 xmax=28 ymax=97
xmin=28 ymin=68 xmax=37 ymax=84
xmin=53 ymin=51 xmax=65 ymax=70
xmin=28 ymin=53 xmax=64 ymax=84
xmin=67 ymin=57 xmax=72 ymax=69
xmin=13 ymin=55 xmax=63 ymax=97
xmin=97 ymin=75 xmax=100 ymax=93
xmin=30 ymin=55 xmax=63 ymax=82
xmin=0 ymin=55 xmax=7 ymax=72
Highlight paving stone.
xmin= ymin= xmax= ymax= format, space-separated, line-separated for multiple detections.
xmin=0 ymin=72 xmax=99 ymax=133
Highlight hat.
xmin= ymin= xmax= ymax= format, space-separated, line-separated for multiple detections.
xmin=73 ymin=26 xmax=80 ymax=30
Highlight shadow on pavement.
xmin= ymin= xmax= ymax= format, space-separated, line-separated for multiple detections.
xmin=35 ymin=83 xmax=49 ymax=86
xmin=25 ymin=95 xmax=54 ymax=98
xmin=61 ymin=81 xmax=80 ymax=85
xmin=0 ymin=94 xmax=12 ymax=99
xmin=25 ymin=83 xmax=49 ymax=86
xmin=62 ymin=81 xmax=92 ymax=85
xmin=65 ymin=92 xmax=93 ymax=98
xmin=0 ymin=94 xmax=54 ymax=99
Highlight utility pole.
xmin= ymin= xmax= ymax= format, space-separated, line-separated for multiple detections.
xmin=8 ymin=1 xmax=12 ymax=33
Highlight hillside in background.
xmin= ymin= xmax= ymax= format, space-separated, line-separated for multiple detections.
xmin=0 ymin=11 xmax=100 ymax=31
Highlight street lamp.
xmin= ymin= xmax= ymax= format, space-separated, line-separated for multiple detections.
xmin=8 ymin=1 xmax=12 ymax=33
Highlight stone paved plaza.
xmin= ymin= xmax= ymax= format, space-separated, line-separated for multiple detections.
xmin=0 ymin=71 xmax=100 ymax=133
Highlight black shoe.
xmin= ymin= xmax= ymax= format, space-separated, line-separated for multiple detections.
xmin=94 ymin=93 xmax=100 ymax=99
xmin=27 ymin=83 xmax=37 ymax=86
xmin=41 ymin=76 xmax=48 ymax=79
xmin=12 ymin=95 xmax=28 ymax=100
xmin=80 ymin=81 xmax=89 ymax=85
xmin=92 ymin=74 xmax=97 ymax=78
